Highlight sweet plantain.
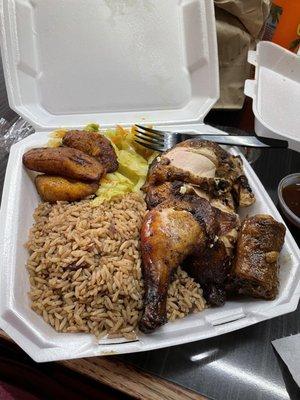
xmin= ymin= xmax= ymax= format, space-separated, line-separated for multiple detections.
xmin=23 ymin=147 xmax=104 ymax=181
xmin=35 ymin=175 xmax=99 ymax=202
xmin=62 ymin=130 xmax=118 ymax=173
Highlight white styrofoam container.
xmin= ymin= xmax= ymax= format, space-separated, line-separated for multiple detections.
xmin=0 ymin=0 xmax=300 ymax=362
xmin=245 ymin=41 xmax=300 ymax=152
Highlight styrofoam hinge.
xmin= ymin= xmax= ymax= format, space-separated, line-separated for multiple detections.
xmin=244 ymin=79 xmax=256 ymax=99
xmin=248 ymin=50 xmax=257 ymax=66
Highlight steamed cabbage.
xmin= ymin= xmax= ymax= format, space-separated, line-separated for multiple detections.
xmin=118 ymin=149 xmax=148 ymax=183
xmin=92 ymin=172 xmax=134 ymax=205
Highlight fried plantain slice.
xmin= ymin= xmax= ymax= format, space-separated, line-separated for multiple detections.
xmin=23 ymin=147 xmax=104 ymax=181
xmin=35 ymin=175 xmax=99 ymax=202
xmin=62 ymin=130 xmax=118 ymax=173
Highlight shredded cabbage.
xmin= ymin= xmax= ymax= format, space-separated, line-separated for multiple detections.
xmin=48 ymin=129 xmax=68 ymax=147
xmin=118 ymin=150 xmax=148 ymax=182
xmin=92 ymin=172 xmax=134 ymax=205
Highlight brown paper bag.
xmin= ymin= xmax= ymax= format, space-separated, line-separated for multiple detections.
xmin=214 ymin=0 xmax=271 ymax=109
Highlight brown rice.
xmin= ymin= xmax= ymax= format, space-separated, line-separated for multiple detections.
xmin=26 ymin=193 xmax=206 ymax=339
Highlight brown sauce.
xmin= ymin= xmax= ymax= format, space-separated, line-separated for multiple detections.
xmin=282 ymin=183 xmax=300 ymax=218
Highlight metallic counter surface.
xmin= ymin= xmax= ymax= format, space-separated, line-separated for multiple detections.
xmin=121 ymin=148 xmax=300 ymax=400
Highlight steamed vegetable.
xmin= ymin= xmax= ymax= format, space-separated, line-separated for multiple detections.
xmin=118 ymin=149 xmax=148 ymax=183
xmin=92 ymin=172 xmax=134 ymax=205
xmin=84 ymin=123 xmax=100 ymax=132
xmin=48 ymin=129 xmax=68 ymax=147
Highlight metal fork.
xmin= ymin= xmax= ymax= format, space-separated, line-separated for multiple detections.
xmin=134 ymin=125 xmax=288 ymax=152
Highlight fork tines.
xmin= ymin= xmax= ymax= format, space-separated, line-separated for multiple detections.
xmin=134 ymin=125 xmax=165 ymax=152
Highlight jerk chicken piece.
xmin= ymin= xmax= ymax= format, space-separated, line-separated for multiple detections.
xmin=140 ymin=200 xmax=206 ymax=333
xmin=145 ymin=181 xmax=184 ymax=209
xmin=139 ymin=194 xmax=240 ymax=332
xmin=23 ymin=147 xmax=104 ymax=181
xmin=146 ymin=180 xmax=237 ymax=214
xmin=184 ymin=242 xmax=229 ymax=306
xmin=228 ymin=215 xmax=286 ymax=300
xmin=183 ymin=206 xmax=239 ymax=306
xmin=62 ymin=130 xmax=118 ymax=173
xmin=144 ymin=140 xmax=255 ymax=207
xmin=35 ymin=175 xmax=99 ymax=202
xmin=139 ymin=139 xmax=256 ymax=332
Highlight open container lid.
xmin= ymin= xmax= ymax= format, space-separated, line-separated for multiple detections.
xmin=245 ymin=41 xmax=300 ymax=152
xmin=0 ymin=0 xmax=219 ymax=130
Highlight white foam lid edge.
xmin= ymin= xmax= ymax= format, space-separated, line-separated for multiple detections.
xmin=245 ymin=41 xmax=300 ymax=151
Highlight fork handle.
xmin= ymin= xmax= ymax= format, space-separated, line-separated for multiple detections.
xmin=253 ymin=136 xmax=289 ymax=148
xmin=179 ymin=134 xmax=289 ymax=148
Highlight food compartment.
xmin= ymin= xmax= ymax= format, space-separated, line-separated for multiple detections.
xmin=0 ymin=131 xmax=299 ymax=362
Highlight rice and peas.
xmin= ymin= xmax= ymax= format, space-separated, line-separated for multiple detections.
xmin=26 ymin=126 xmax=206 ymax=339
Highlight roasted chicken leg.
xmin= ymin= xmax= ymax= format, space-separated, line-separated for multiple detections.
xmin=139 ymin=202 xmax=205 ymax=332
xmin=139 ymin=194 xmax=240 ymax=332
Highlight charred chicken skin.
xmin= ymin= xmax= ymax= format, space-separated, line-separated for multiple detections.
xmin=140 ymin=199 xmax=206 ymax=332
xmin=146 ymin=181 xmax=237 ymax=214
xmin=139 ymin=194 xmax=240 ymax=332
xmin=183 ymin=205 xmax=239 ymax=306
xmin=228 ymin=215 xmax=286 ymax=299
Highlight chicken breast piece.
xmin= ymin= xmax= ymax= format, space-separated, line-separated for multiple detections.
xmin=144 ymin=140 xmax=255 ymax=206
xmin=62 ymin=130 xmax=118 ymax=173
xmin=229 ymin=214 xmax=286 ymax=300
xmin=145 ymin=157 xmax=231 ymax=197
xmin=35 ymin=175 xmax=99 ymax=202
xmin=23 ymin=147 xmax=104 ymax=181
xmin=166 ymin=147 xmax=217 ymax=178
